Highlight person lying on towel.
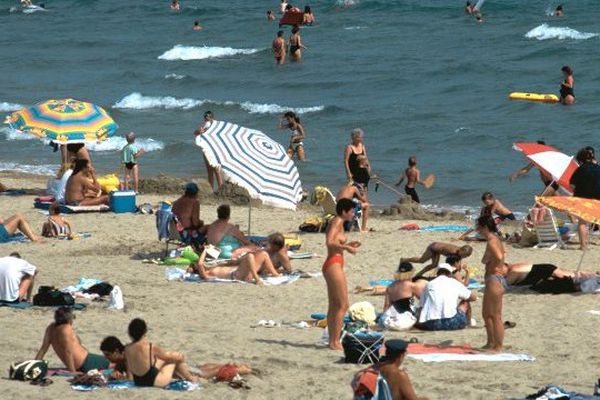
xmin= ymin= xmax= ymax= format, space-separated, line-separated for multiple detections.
xmin=35 ymin=307 xmax=110 ymax=373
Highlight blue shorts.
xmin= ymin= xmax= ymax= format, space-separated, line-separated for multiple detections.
xmin=0 ymin=224 xmax=11 ymax=243
xmin=421 ymin=310 xmax=467 ymax=331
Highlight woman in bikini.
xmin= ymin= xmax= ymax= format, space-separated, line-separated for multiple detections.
xmin=279 ymin=111 xmax=306 ymax=161
xmin=125 ymin=318 xmax=198 ymax=387
xmin=477 ymin=215 xmax=507 ymax=352
xmin=559 ymin=65 xmax=575 ymax=105
xmin=288 ymin=26 xmax=306 ymax=62
xmin=323 ymin=198 xmax=361 ymax=350
xmin=42 ymin=203 xmax=72 ymax=238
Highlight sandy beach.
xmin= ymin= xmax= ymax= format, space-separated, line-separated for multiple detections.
xmin=1 ymin=172 xmax=599 ymax=400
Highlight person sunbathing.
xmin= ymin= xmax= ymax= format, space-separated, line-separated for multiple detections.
xmin=402 ymin=242 xmax=472 ymax=279
xmin=263 ymin=232 xmax=292 ymax=274
xmin=64 ymin=159 xmax=109 ymax=206
xmin=35 ymin=307 xmax=109 ymax=373
xmin=202 ymin=204 xmax=254 ymax=259
xmin=506 ymin=263 xmax=598 ymax=286
xmin=380 ymin=262 xmax=420 ymax=331
xmin=191 ymin=250 xmax=270 ymax=285
xmin=0 ymin=213 xmax=41 ymax=243
xmin=42 ymin=203 xmax=73 ymax=238
xmin=125 ymin=318 xmax=198 ymax=387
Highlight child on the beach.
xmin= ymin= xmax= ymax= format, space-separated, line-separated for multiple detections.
xmin=42 ymin=203 xmax=73 ymax=238
xmin=121 ymin=132 xmax=145 ymax=193
xmin=395 ymin=156 xmax=423 ymax=203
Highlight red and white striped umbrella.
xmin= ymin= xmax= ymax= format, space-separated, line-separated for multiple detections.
xmin=513 ymin=142 xmax=578 ymax=193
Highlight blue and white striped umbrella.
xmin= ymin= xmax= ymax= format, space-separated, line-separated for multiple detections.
xmin=195 ymin=120 xmax=303 ymax=210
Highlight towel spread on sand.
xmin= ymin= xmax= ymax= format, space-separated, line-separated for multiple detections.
xmin=369 ymin=279 xmax=484 ymax=290
xmin=165 ymin=267 xmax=302 ymax=286
xmin=418 ymin=225 xmax=470 ymax=232
xmin=62 ymin=278 xmax=103 ymax=293
xmin=71 ymin=380 xmax=201 ymax=391
xmin=0 ymin=301 xmax=86 ymax=310
xmin=406 ymin=343 xmax=535 ymax=362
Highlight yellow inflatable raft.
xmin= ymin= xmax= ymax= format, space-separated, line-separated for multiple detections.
xmin=509 ymin=92 xmax=559 ymax=104
xmin=97 ymin=174 xmax=120 ymax=193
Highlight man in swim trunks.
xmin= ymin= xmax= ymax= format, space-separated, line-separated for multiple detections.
xmin=0 ymin=213 xmax=40 ymax=243
xmin=337 ymin=183 xmax=369 ymax=232
xmin=272 ymin=30 xmax=286 ymax=65
xmin=35 ymin=307 xmax=109 ymax=373
xmin=171 ymin=183 xmax=205 ymax=251
xmin=403 ymin=242 xmax=473 ymax=279
xmin=396 ymin=156 xmax=423 ymax=203
xmin=64 ymin=159 xmax=109 ymax=206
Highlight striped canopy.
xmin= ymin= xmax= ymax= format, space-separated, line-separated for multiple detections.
xmin=5 ymin=98 xmax=118 ymax=144
xmin=195 ymin=120 xmax=303 ymax=210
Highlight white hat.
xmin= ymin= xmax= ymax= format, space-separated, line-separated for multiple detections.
xmin=437 ymin=263 xmax=456 ymax=274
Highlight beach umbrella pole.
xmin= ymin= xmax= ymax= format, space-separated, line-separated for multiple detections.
xmin=248 ymin=202 xmax=252 ymax=236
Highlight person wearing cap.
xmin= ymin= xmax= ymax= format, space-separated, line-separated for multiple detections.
xmin=352 ymin=339 xmax=426 ymax=400
xmin=380 ymin=262 xmax=422 ymax=331
xmin=417 ymin=263 xmax=477 ymax=331
xmin=121 ymin=132 xmax=145 ymax=193
xmin=194 ymin=111 xmax=223 ymax=194
xmin=171 ymin=183 xmax=205 ymax=251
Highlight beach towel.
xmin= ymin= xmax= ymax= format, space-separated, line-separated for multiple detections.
xmin=71 ymin=380 xmax=201 ymax=392
xmin=0 ymin=301 xmax=86 ymax=310
xmin=62 ymin=278 xmax=103 ymax=293
xmin=419 ymin=225 xmax=470 ymax=232
xmin=288 ymin=251 xmax=315 ymax=260
xmin=369 ymin=279 xmax=484 ymax=290
xmin=517 ymin=385 xmax=598 ymax=399
xmin=165 ymin=267 xmax=302 ymax=286
xmin=3 ymin=233 xmax=29 ymax=243
xmin=588 ymin=310 xmax=600 ymax=316
xmin=0 ymin=189 xmax=26 ymax=196
xmin=408 ymin=353 xmax=535 ymax=363
xmin=407 ymin=343 xmax=478 ymax=354
xmin=60 ymin=205 xmax=111 ymax=214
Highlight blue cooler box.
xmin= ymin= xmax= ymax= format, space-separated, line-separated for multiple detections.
xmin=110 ymin=191 xmax=137 ymax=213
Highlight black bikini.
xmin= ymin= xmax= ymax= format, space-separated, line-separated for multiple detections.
xmin=133 ymin=343 xmax=159 ymax=387
xmin=560 ymin=82 xmax=574 ymax=99
xmin=392 ymin=297 xmax=415 ymax=315
xmin=348 ymin=147 xmax=369 ymax=187
xmin=516 ymin=264 xmax=557 ymax=287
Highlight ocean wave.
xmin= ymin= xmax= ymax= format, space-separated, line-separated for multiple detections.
xmin=525 ymin=24 xmax=598 ymax=41
xmin=113 ymin=93 xmax=324 ymax=115
xmin=86 ymin=137 xmax=164 ymax=152
xmin=0 ymin=102 xmax=23 ymax=112
xmin=336 ymin=0 xmax=359 ymax=7
xmin=1 ymin=127 xmax=36 ymax=140
xmin=164 ymin=73 xmax=186 ymax=80
xmin=344 ymin=26 xmax=366 ymax=30
xmin=158 ymin=45 xmax=261 ymax=61
xmin=113 ymin=93 xmax=204 ymax=110
xmin=0 ymin=162 xmax=58 ymax=176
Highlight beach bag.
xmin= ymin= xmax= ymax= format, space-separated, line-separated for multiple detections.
xmin=107 ymin=286 xmax=124 ymax=310
xmin=9 ymin=360 xmax=48 ymax=381
xmin=343 ymin=332 xmax=384 ymax=364
xmin=33 ymin=287 xmax=74 ymax=307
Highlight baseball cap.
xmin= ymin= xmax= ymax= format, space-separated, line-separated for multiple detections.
xmin=184 ymin=182 xmax=199 ymax=194
xmin=381 ymin=339 xmax=408 ymax=361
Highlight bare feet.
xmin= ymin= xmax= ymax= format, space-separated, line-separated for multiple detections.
xmin=328 ymin=343 xmax=343 ymax=351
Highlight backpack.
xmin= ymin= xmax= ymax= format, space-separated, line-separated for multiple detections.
xmin=33 ymin=286 xmax=75 ymax=307
xmin=9 ymin=360 xmax=48 ymax=381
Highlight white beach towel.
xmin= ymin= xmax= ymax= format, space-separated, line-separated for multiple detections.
xmin=408 ymin=353 xmax=535 ymax=363
xmin=165 ymin=267 xmax=301 ymax=286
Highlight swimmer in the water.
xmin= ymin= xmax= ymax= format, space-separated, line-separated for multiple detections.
xmin=272 ymin=30 xmax=286 ymax=65
xmin=267 ymin=10 xmax=276 ymax=21
xmin=465 ymin=1 xmax=474 ymax=14
xmin=288 ymin=26 xmax=307 ymax=62
xmin=554 ymin=4 xmax=563 ymax=17
xmin=303 ymin=6 xmax=315 ymax=25
xmin=192 ymin=20 xmax=203 ymax=31
xmin=560 ymin=65 xmax=575 ymax=105
xmin=170 ymin=0 xmax=180 ymax=11
xmin=475 ymin=13 xmax=484 ymax=23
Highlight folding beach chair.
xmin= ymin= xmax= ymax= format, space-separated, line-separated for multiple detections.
xmin=342 ymin=331 xmax=384 ymax=364
xmin=156 ymin=209 xmax=184 ymax=257
xmin=531 ymin=208 xmax=564 ymax=250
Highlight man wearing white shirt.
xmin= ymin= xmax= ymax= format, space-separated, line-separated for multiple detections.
xmin=418 ymin=263 xmax=476 ymax=331
xmin=0 ymin=253 xmax=37 ymax=303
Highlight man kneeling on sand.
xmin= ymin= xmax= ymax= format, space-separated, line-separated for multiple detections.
xmin=35 ymin=307 xmax=110 ymax=373
xmin=417 ymin=263 xmax=477 ymax=331
xmin=64 ymin=159 xmax=109 ymax=206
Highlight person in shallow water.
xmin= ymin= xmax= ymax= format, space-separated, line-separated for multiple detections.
xmin=554 ymin=4 xmax=564 ymax=17
xmin=272 ymin=30 xmax=286 ymax=65
xmin=560 ymin=65 xmax=575 ymax=105
xmin=465 ymin=1 xmax=474 ymax=14
xmin=288 ymin=26 xmax=307 ymax=62
xmin=192 ymin=21 xmax=203 ymax=31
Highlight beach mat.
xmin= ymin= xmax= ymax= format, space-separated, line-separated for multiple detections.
xmin=165 ymin=267 xmax=302 ymax=286
xmin=0 ymin=301 xmax=86 ymax=310
xmin=408 ymin=350 xmax=535 ymax=363
xmin=0 ymin=189 xmax=26 ymax=196
xmin=71 ymin=380 xmax=201 ymax=392
xmin=369 ymin=279 xmax=484 ymax=290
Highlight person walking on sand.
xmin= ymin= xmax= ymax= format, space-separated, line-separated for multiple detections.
xmin=477 ymin=215 xmax=507 ymax=352
xmin=322 ymin=199 xmax=361 ymax=350
xmin=288 ymin=26 xmax=307 ymax=62
xmin=395 ymin=156 xmax=423 ymax=203
xmin=559 ymin=65 xmax=575 ymax=105
xmin=272 ymin=30 xmax=286 ymax=65
xmin=121 ymin=132 xmax=145 ymax=193
xmin=279 ymin=111 xmax=305 ymax=160
xmin=194 ymin=111 xmax=223 ymax=193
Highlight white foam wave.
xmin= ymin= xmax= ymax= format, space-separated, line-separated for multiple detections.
xmin=525 ymin=24 xmax=598 ymax=40
xmin=0 ymin=162 xmax=58 ymax=176
xmin=164 ymin=73 xmax=186 ymax=80
xmin=113 ymin=93 xmax=324 ymax=115
xmin=158 ymin=45 xmax=260 ymax=61
xmin=113 ymin=93 xmax=204 ymax=110
xmin=87 ymin=137 xmax=165 ymax=152
xmin=344 ymin=26 xmax=365 ymax=30
xmin=1 ymin=127 xmax=36 ymax=140
xmin=0 ymin=102 xmax=24 ymax=112
xmin=336 ymin=0 xmax=359 ymax=7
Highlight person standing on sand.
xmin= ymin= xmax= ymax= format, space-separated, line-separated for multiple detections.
xmin=194 ymin=111 xmax=223 ymax=193
xmin=323 ymin=199 xmax=361 ymax=350
xmin=559 ymin=65 xmax=575 ymax=105
xmin=288 ymin=26 xmax=307 ymax=62
xmin=337 ymin=183 xmax=370 ymax=232
xmin=272 ymin=30 xmax=286 ymax=65
xmin=477 ymin=215 xmax=507 ymax=352
xmin=395 ymin=156 xmax=423 ymax=203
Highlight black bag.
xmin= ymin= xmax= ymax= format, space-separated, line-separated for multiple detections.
xmin=9 ymin=360 xmax=48 ymax=381
xmin=33 ymin=287 xmax=75 ymax=306
xmin=342 ymin=332 xmax=384 ymax=364
xmin=84 ymin=282 xmax=113 ymax=296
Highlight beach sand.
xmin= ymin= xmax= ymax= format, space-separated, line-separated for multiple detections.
xmin=1 ymin=173 xmax=599 ymax=399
